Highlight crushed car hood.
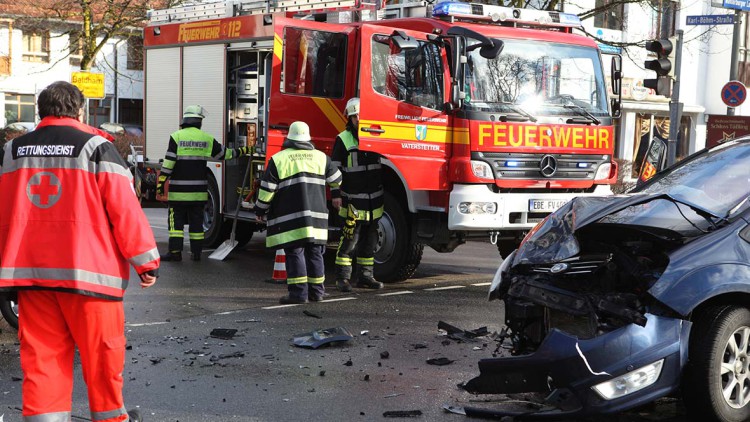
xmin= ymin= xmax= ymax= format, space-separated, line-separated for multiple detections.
xmin=514 ymin=193 xmax=715 ymax=266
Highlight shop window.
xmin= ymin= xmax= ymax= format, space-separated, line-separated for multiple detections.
xmin=22 ymin=30 xmax=50 ymax=63
xmin=648 ymin=0 xmax=677 ymax=39
xmin=5 ymin=93 xmax=36 ymax=124
xmin=282 ymin=28 xmax=346 ymax=98
xmin=370 ymin=34 xmax=444 ymax=110
xmin=88 ymin=96 xmax=112 ymax=128
xmin=594 ymin=0 xmax=624 ymax=31
xmin=127 ymin=36 xmax=143 ymax=70
xmin=632 ymin=114 xmax=691 ymax=177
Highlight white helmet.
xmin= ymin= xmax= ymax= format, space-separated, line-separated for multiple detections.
xmin=183 ymin=105 xmax=206 ymax=119
xmin=287 ymin=121 xmax=312 ymax=142
xmin=344 ymin=97 xmax=360 ymax=117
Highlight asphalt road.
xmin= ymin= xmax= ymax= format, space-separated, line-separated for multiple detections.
xmin=0 ymin=206 xmax=686 ymax=421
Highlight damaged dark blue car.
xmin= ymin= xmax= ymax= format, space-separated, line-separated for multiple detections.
xmin=456 ymin=138 xmax=750 ymax=421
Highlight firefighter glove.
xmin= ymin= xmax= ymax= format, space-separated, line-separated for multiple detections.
xmin=156 ymin=175 xmax=168 ymax=196
xmin=235 ymin=146 xmax=250 ymax=157
xmin=342 ymin=204 xmax=358 ymax=240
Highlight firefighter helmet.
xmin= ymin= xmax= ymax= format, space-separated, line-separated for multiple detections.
xmin=287 ymin=121 xmax=312 ymax=142
xmin=183 ymin=105 xmax=206 ymax=120
xmin=345 ymin=98 xmax=360 ymax=117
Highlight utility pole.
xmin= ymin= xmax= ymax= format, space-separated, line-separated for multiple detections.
xmin=667 ymin=30 xmax=683 ymax=167
xmin=728 ymin=9 xmax=742 ymax=116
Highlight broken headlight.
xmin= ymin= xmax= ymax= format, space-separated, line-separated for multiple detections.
xmin=489 ymin=250 xmax=515 ymax=301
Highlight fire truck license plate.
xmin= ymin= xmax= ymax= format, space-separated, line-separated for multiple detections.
xmin=529 ymin=199 xmax=568 ymax=212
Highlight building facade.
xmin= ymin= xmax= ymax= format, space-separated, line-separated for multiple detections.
xmin=0 ymin=14 xmax=143 ymax=129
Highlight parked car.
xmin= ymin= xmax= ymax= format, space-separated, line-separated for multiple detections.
xmin=100 ymin=122 xmax=143 ymax=137
xmin=459 ymin=137 xmax=750 ymax=421
xmin=2 ymin=121 xmax=35 ymax=142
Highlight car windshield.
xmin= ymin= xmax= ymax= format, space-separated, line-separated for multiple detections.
xmin=633 ymin=141 xmax=750 ymax=217
xmin=463 ymin=40 xmax=608 ymax=117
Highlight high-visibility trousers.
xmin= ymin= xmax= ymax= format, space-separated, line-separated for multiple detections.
xmin=18 ymin=290 xmax=129 ymax=422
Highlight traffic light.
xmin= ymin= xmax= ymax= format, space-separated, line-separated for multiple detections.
xmin=643 ymin=39 xmax=673 ymax=97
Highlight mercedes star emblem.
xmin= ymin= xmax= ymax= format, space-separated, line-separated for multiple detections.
xmin=539 ymin=155 xmax=557 ymax=178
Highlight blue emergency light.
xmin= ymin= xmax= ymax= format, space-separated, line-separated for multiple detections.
xmin=432 ymin=0 xmax=582 ymax=29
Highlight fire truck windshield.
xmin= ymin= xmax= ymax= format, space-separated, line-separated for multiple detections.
xmin=463 ymin=40 xmax=608 ymax=118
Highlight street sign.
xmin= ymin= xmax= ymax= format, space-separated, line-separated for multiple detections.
xmin=706 ymin=115 xmax=750 ymax=148
xmin=721 ymin=80 xmax=747 ymax=107
xmin=686 ymin=15 xmax=735 ymax=25
xmin=722 ymin=0 xmax=750 ymax=11
xmin=71 ymin=72 xmax=105 ymax=98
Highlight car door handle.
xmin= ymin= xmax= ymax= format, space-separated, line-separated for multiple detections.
xmin=361 ymin=127 xmax=385 ymax=134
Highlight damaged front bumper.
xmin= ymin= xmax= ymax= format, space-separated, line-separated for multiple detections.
xmin=458 ymin=314 xmax=690 ymax=418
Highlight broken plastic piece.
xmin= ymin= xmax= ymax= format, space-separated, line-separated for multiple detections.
xmin=438 ymin=321 xmax=488 ymax=342
xmin=426 ymin=357 xmax=454 ymax=366
xmin=303 ymin=310 xmax=322 ymax=319
xmin=292 ymin=327 xmax=354 ymax=349
xmin=383 ymin=410 xmax=422 ymax=418
xmin=210 ymin=328 xmax=238 ymax=339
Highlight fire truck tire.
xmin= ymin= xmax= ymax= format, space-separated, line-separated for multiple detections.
xmin=204 ymin=174 xmax=225 ymax=248
xmin=374 ymin=192 xmax=424 ymax=282
xmin=233 ymin=221 xmax=258 ymax=248
xmin=496 ymin=240 xmax=517 ymax=259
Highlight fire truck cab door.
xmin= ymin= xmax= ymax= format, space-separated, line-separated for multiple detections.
xmin=358 ymin=24 xmax=452 ymax=191
xmin=269 ymin=17 xmax=356 ymax=158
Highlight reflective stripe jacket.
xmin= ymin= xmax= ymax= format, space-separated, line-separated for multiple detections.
xmin=160 ymin=126 xmax=236 ymax=204
xmin=331 ymin=129 xmax=384 ymax=221
xmin=255 ymin=140 xmax=342 ymax=249
xmin=0 ymin=117 xmax=160 ymax=300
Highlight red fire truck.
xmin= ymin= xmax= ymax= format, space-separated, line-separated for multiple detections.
xmin=143 ymin=0 xmax=622 ymax=281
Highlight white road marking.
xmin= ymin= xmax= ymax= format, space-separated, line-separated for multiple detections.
xmin=471 ymin=282 xmax=492 ymax=287
xmin=377 ymin=291 xmax=414 ymax=296
xmin=262 ymin=304 xmax=302 ymax=309
xmin=127 ymin=321 xmax=169 ymax=327
xmin=424 ymin=285 xmax=466 ymax=291
xmin=320 ymin=297 xmax=358 ymax=302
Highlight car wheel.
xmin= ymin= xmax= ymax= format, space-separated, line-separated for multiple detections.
xmin=0 ymin=292 xmax=19 ymax=330
xmin=684 ymin=305 xmax=750 ymax=421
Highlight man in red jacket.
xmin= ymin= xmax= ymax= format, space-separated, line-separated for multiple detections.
xmin=0 ymin=81 xmax=159 ymax=422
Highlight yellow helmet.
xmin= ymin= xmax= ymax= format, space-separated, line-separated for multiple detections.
xmin=344 ymin=98 xmax=360 ymax=117
xmin=183 ymin=105 xmax=206 ymax=119
xmin=287 ymin=121 xmax=312 ymax=142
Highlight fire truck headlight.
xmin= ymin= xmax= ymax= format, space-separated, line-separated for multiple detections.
xmin=470 ymin=160 xmax=494 ymax=179
xmin=458 ymin=202 xmax=497 ymax=214
xmin=594 ymin=163 xmax=612 ymax=181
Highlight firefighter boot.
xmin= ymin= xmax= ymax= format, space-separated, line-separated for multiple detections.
xmin=355 ymin=266 xmax=383 ymax=289
xmin=308 ymin=283 xmax=326 ymax=302
xmin=336 ymin=279 xmax=352 ymax=292
xmin=191 ymin=242 xmax=202 ymax=261
xmin=279 ymin=283 xmax=308 ymax=304
xmin=160 ymin=251 xmax=182 ymax=262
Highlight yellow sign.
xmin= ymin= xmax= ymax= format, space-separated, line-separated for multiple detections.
xmin=71 ymin=72 xmax=105 ymax=98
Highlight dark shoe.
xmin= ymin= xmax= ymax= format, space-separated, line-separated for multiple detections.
xmin=127 ymin=408 xmax=143 ymax=422
xmin=308 ymin=294 xmax=325 ymax=302
xmin=356 ymin=277 xmax=383 ymax=289
xmin=279 ymin=295 xmax=308 ymax=304
xmin=160 ymin=252 xmax=182 ymax=262
xmin=191 ymin=253 xmax=201 ymax=261
xmin=336 ymin=279 xmax=352 ymax=292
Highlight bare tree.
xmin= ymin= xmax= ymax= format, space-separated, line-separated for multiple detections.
xmin=0 ymin=0 xmax=180 ymax=70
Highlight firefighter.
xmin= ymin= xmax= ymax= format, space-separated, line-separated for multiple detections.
xmin=156 ymin=105 xmax=250 ymax=261
xmin=332 ymin=97 xmax=385 ymax=292
xmin=0 ymin=81 xmax=159 ymax=422
xmin=254 ymin=121 xmax=342 ymax=304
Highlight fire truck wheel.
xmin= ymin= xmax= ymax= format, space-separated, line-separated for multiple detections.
xmin=203 ymin=174 xmax=225 ymax=248
xmin=496 ymin=240 xmax=517 ymax=259
xmin=0 ymin=292 xmax=18 ymax=330
xmin=233 ymin=221 xmax=259 ymax=248
xmin=374 ymin=192 xmax=424 ymax=282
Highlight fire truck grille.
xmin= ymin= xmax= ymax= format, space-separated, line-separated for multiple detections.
xmin=474 ymin=152 xmax=609 ymax=180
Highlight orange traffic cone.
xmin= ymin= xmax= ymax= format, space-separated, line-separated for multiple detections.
xmin=272 ymin=249 xmax=287 ymax=283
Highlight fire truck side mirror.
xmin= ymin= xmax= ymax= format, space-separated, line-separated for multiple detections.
xmin=390 ymin=30 xmax=419 ymax=51
xmin=611 ymin=55 xmax=622 ymax=95
xmin=479 ymin=38 xmax=503 ymax=60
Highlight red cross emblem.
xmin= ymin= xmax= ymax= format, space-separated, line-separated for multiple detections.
xmin=27 ymin=172 xmax=62 ymax=208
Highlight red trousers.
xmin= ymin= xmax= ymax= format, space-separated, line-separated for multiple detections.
xmin=18 ymin=290 xmax=129 ymax=422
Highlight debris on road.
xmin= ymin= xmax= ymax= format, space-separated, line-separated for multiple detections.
xmin=209 ymin=328 xmax=238 ymax=340
xmin=380 ymin=351 xmax=390 ymax=359
xmin=438 ymin=321 xmax=489 ymax=342
xmin=383 ymin=410 xmax=422 ymax=418
xmin=292 ymin=327 xmax=353 ymax=349
xmin=426 ymin=357 xmax=454 ymax=366
xmin=303 ymin=310 xmax=322 ymax=319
